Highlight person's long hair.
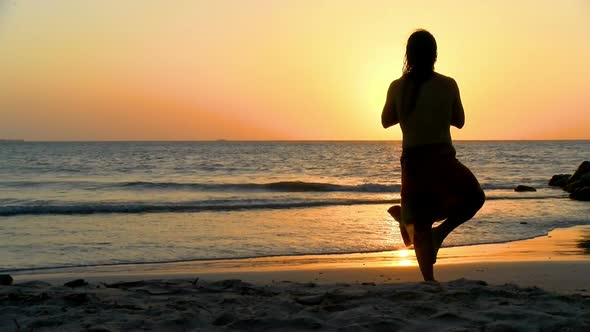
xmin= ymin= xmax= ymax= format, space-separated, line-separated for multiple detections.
xmin=401 ymin=30 xmax=437 ymax=118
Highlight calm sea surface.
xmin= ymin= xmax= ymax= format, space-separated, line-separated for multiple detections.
xmin=1 ymin=141 xmax=589 ymax=271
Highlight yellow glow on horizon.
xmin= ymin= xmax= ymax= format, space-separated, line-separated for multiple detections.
xmin=0 ymin=0 xmax=589 ymax=140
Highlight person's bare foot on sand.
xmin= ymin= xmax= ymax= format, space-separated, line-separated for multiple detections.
xmin=388 ymin=205 xmax=413 ymax=247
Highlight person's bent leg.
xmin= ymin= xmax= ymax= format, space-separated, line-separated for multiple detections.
xmin=434 ymin=190 xmax=485 ymax=246
xmin=413 ymin=221 xmax=436 ymax=281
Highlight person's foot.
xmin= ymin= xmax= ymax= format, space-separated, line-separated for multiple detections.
xmin=387 ymin=205 xmax=402 ymax=221
xmin=387 ymin=205 xmax=413 ymax=247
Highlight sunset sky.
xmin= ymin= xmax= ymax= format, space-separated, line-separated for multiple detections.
xmin=0 ymin=0 xmax=588 ymax=141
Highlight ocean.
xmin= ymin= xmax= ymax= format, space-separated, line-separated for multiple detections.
xmin=1 ymin=141 xmax=589 ymax=272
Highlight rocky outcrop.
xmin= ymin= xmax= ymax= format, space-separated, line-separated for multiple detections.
xmin=570 ymin=186 xmax=590 ymax=201
xmin=569 ymin=161 xmax=590 ymax=183
xmin=514 ymin=185 xmax=536 ymax=192
xmin=551 ymin=161 xmax=590 ymax=201
xmin=548 ymin=174 xmax=571 ymax=187
xmin=565 ymin=161 xmax=590 ymax=201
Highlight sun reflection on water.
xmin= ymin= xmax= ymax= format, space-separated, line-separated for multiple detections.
xmin=395 ymin=249 xmax=417 ymax=266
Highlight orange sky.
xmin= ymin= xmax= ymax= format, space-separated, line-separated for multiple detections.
xmin=0 ymin=0 xmax=589 ymax=141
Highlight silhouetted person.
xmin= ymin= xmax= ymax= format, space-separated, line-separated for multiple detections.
xmin=381 ymin=30 xmax=485 ymax=281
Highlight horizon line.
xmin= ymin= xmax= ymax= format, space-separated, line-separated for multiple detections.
xmin=2 ymin=139 xmax=590 ymax=143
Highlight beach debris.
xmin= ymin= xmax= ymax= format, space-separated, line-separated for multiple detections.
xmin=514 ymin=185 xmax=536 ymax=192
xmin=64 ymin=279 xmax=88 ymax=288
xmin=192 ymin=277 xmax=199 ymax=285
xmin=0 ymin=274 xmax=13 ymax=285
xmin=295 ymin=294 xmax=325 ymax=305
xmin=520 ymin=222 xmax=528 ymax=225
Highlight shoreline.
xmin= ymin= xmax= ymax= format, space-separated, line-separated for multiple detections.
xmin=10 ymin=225 xmax=590 ymax=294
xmin=0 ymin=227 xmax=560 ymax=275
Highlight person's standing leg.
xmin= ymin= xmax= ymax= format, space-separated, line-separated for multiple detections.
xmin=413 ymin=220 xmax=436 ymax=281
xmin=388 ymin=204 xmax=436 ymax=281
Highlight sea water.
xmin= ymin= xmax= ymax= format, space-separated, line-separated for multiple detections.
xmin=1 ymin=141 xmax=589 ymax=271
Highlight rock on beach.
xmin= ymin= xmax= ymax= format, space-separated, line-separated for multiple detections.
xmin=550 ymin=161 xmax=590 ymax=201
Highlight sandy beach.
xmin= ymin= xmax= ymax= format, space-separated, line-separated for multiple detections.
xmin=3 ymin=0 xmax=590 ymax=329
xmin=2 ymin=226 xmax=589 ymax=331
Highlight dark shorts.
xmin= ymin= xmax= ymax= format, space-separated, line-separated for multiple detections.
xmin=400 ymin=143 xmax=483 ymax=225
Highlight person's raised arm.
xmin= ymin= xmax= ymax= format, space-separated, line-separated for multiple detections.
xmin=451 ymin=79 xmax=465 ymax=129
xmin=381 ymin=81 xmax=399 ymax=128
